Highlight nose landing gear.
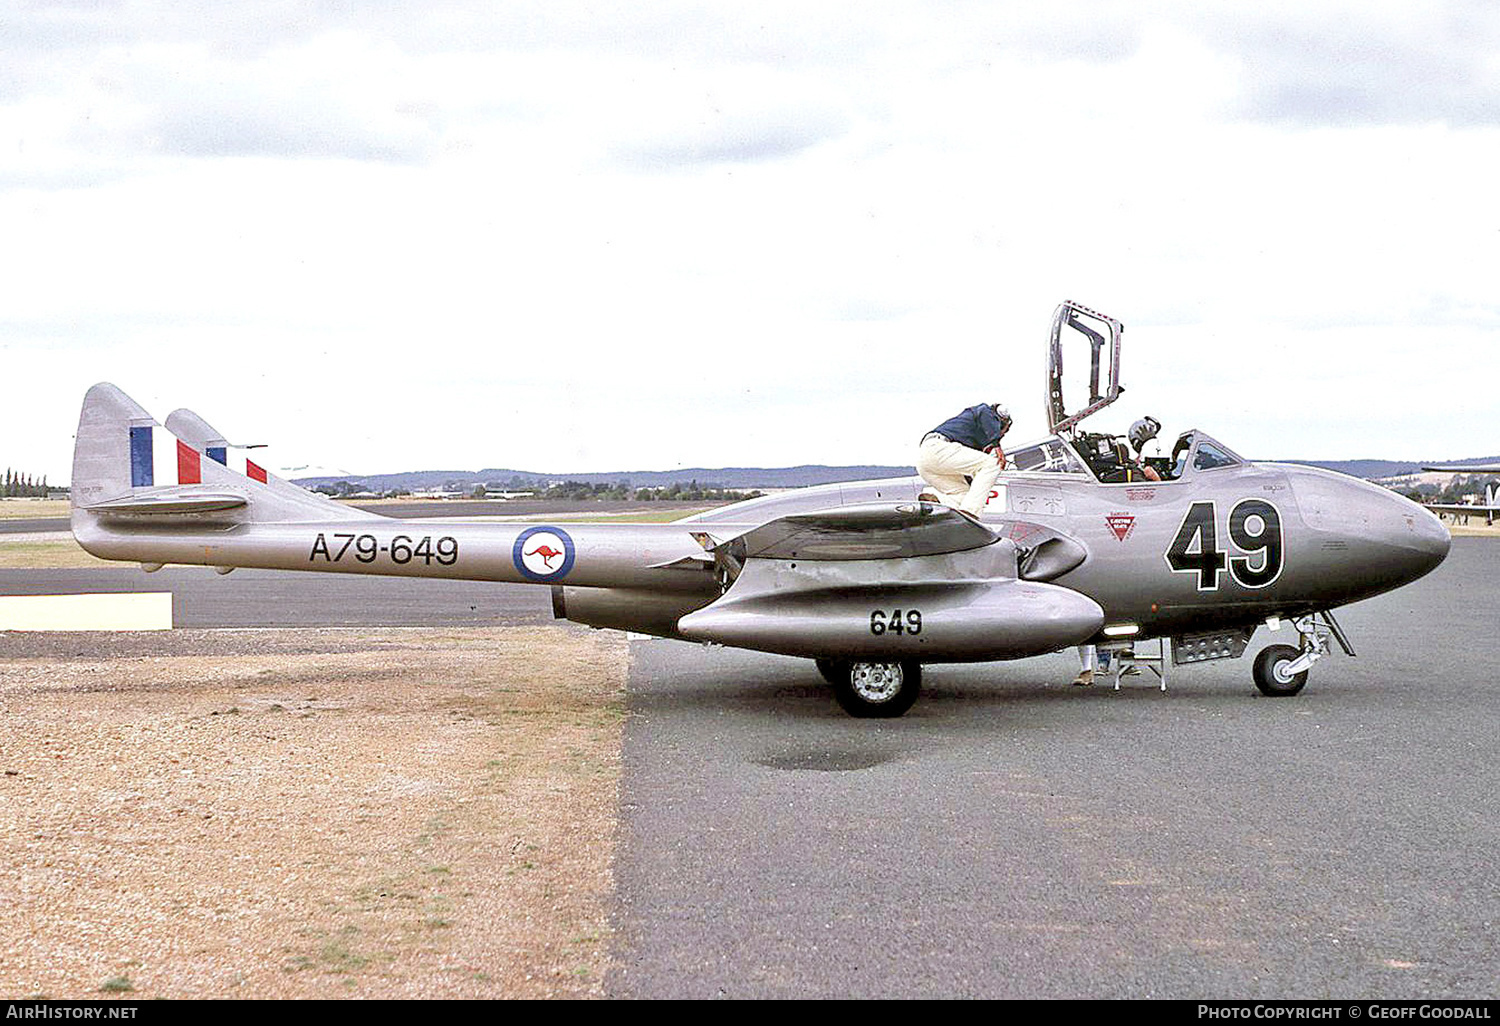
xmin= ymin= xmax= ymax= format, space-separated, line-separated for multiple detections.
xmin=1251 ymin=611 xmax=1355 ymax=697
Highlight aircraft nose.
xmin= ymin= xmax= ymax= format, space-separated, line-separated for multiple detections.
xmin=1396 ymin=499 xmax=1451 ymax=576
xmin=1362 ymin=481 xmax=1451 ymax=584
xmin=1292 ymin=467 xmax=1450 ymax=591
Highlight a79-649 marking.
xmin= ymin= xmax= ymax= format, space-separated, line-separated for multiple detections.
xmin=310 ymin=532 xmax=459 ymax=566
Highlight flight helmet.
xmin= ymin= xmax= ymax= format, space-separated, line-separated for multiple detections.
xmin=1128 ymin=416 xmax=1161 ymax=453
xmin=991 ymin=403 xmax=1012 ymax=438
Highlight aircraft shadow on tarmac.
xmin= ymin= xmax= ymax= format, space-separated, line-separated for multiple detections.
xmin=624 ymin=640 xmax=1353 ymax=722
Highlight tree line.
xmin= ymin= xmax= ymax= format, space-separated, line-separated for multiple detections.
xmin=1401 ymin=474 xmax=1500 ymax=503
xmin=315 ymin=477 xmax=763 ymax=503
xmin=2 ymin=468 xmax=51 ymax=498
xmin=537 ymin=479 xmax=762 ymax=502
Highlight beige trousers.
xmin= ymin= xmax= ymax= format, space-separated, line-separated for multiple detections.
xmin=916 ymin=434 xmax=1002 ymax=516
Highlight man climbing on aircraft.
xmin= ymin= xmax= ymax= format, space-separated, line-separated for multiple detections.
xmin=917 ymin=402 xmax=1011 ymax=516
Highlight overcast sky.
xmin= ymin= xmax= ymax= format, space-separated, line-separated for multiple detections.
xmin=4 ymin=1 xmax=1499 ymax=482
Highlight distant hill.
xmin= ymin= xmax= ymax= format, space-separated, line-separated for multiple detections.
xmin=1272 ymin=456 xmax=1500 ymax=480
xmin=291 ymin=455 xmax=1500 ymax=492
xmin=291 ymin=465 xmax=919 ymax=491
xmin=1276 ymin=459 xmax=1425 ymax=480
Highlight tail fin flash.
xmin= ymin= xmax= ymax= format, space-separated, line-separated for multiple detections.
xmin=164 ymin=408 xmax=271 ymax=481
xmin=72 ymin=383 xmax=166 ymax=507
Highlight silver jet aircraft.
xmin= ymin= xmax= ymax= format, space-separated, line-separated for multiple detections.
xmin=69 ymin=302 xmax=1450 ymax=717
xmin=1420 ymin=463 xmax=1500 ymax=525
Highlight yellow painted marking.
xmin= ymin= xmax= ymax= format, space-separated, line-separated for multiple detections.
xmin=0 ymin=593 xmax=172 ymax=631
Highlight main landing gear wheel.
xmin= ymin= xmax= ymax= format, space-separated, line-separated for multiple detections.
xmin=1253 ymin=644 xmax=1308 ymax=697
xmin=831 ymin=659 xmax=922 ymax=718
xmin=814 ymin=658 xmax=845 ymax=686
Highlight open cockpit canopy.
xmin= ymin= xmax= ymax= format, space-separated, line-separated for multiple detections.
xmin=1047 ymin=300 xmax=1123 ymax=436
xmin=1037 ymin=301 xmax=1247 ymax=484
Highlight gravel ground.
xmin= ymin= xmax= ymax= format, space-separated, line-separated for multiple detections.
xmin=0 ymin=625 xmax=626 ymax=999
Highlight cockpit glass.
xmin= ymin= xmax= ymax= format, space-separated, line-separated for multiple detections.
xmin=1009 ymin=439 xmax=1086 ymax=474
xmin=1193 ymin=440 xmax=1240 ymax=470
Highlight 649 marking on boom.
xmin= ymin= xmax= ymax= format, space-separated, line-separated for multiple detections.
xmin=1165 ymin=500 xmax=1283 ymax=591
xmin=870 ymin=609 xmax=923 ymax=636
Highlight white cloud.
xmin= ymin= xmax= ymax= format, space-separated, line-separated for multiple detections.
xmin=4 ymin=2 xmax=1500 ymax=483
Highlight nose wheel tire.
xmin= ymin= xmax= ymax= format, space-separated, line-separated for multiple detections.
xmin=832 ymin=659 xmax=922 ymax=718
xmin=1253 ymin=644 xmax=1308 ymax=697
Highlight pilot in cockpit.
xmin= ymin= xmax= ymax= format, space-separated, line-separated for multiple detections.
xmin=1084 ymin=416 xmax=1165 ymax=483
xmin=1126 ymin=416 xmax=1163 ymax=482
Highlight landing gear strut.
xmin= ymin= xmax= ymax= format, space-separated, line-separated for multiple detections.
xmin=1251 ymin=611 xmax=1355 ymax=697
xmin=824 ymin=659 xmax=922 ymax=718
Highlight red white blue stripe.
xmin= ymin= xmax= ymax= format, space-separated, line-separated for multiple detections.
xmin=204 ymin=442 xmax=268 ymax=483
xmin=129 ymin=425 xmax=267 ymax=486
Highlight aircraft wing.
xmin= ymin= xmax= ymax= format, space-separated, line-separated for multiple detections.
xmin=734 ymin=502 xmax=999 ymax=560
xmin=678 ymin=502 xmax=1102 ymax=661
xmin=1421 ymin=465 xmax=1500 ymax=520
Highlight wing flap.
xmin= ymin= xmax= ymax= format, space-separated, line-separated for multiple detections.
xmin=734 ymin=502 xmax=998 ymax=561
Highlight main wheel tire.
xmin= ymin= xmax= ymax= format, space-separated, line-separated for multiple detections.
xmin=1253 ymin=644 xmax=1308 ymax=697
xmin=815 ymin=658 xmax=846 ymax=686
xmin=832 ymin=659 xmax=922 ymax=718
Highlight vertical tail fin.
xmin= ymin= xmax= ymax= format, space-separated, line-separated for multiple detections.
xmin=71 ymin=383 xmax=377 ymax=531
xmin=71 ymin=383 xmax=157 ymax=509
xmin=165 ymin=407 xmax=359 ymax=517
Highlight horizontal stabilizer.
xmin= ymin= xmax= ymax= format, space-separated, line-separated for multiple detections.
xmin=1422 ymin=465 xmax=1500 ymax=474
xmin=83 ymin=489 xmax=248 ymax=516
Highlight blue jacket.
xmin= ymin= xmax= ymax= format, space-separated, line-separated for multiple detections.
xmin=930 ymin=404 xmax=1005 ymax=450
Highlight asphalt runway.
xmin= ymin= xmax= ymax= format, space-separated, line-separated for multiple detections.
xmin=0 ymin=568 xmax=551 ymax=627
xmin=4 ymin=536 xmax=1496 ymax=998
xmin=364 ymin=499 xmax=708 ymax=519
xmin=0 ymin=518 xmax=69 ymax=534
xmin=607 ymin=538 xmax=1500 ymax=999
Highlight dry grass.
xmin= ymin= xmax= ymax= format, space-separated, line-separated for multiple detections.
xmin=1446 ymin=521 xmax=1500 ymax=538
xmin=0 ymin=499 xmax=68 ymax=520
xmin=520 ymin=508 xmax=709 ymax=523
xmin=0 ymin=536 xmax=122 ymax=569
xmin=0 ymin=626 xmax=627 ymax=999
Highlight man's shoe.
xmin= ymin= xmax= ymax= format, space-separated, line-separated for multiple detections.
xmin=1071 ymin=669 xmax=1094 ymax=687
